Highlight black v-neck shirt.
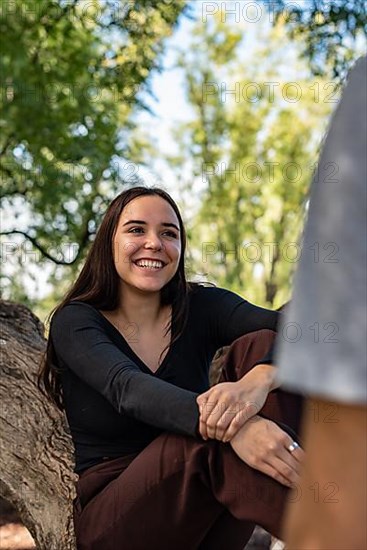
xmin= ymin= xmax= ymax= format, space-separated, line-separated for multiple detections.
xmin=50 ymin=285 xmax=280 ymax=473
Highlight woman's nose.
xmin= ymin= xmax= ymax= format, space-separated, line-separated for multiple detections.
xmin=144 ymin=233 xmax=163 ymax=250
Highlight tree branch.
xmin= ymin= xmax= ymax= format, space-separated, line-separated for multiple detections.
xmin=0 ymin=231 xmax=84 ymax=266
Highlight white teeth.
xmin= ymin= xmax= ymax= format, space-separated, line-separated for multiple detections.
xmin=135 ymin=260 xmax=164 ymax=269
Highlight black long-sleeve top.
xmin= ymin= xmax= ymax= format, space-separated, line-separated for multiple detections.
xmin=50 ymin=285 xmax=279 ymax=473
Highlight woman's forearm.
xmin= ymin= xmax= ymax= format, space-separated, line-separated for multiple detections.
xmin=238 ymin=363 xmax=280 ymax=393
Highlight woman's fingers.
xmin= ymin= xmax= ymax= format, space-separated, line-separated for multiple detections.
xmin=288 ymin=444 xmax=306 ymax=464
xmin=198 ymin=398 xmax=258 ymax=442
xmin=266 ymin=455 xmax=301 ymax=486
xmin=229 ymin=416 xmax=305 ymax=489
xmin=197 ymin=391 xmax=215 ymax=439
xmin=200 ymin=399 xmax=233 ymax=440
xmin=213 ymin=405 xmax=240 ymax=440
xmin=263 ymin=437 xmax=305 ymax=486
xmin=198 ymin=398 xmax=227 ymax=439
xmin=221 ymin=402 xmax=259 ymax=442
xmin=259 ymin=445 xmax=302 ymax=487
xmin=197 ymin=378 xmax=270 ymax=442
xmin=204 ymin=403 xmax=249 ymax=441
xmin=257 ymin=461 xmax=294 ymax=488
xmin=198 ymin=400 xmax=209 ymax=439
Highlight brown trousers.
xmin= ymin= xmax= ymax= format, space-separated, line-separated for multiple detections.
xmin=73 ymin=329 xmax=303 ymax=550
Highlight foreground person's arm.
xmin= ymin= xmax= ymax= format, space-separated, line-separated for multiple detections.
xmin=283 ymin=398 xmax=366 ymax=548
xmin=276 ymin=56 xmax=367 ymax=550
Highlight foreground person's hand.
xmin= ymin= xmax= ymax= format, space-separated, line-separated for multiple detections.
xmin=196 ymin=364 xmax=276 ymax=442
xmin=229 ymin=415 xmax=305 ymax=488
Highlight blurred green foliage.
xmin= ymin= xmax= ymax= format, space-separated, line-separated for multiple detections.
xmin=0 ymin=0 xmax=186 ymax=318
xmin=1 ymin=0 xmax=365 ymax=316
xmin=167 ymin=15 xmax=336 ymax=307
xmin=264 ymin=0 xmax=366 ymax=78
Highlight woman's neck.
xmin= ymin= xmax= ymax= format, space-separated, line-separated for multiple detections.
xmin=114 ymin=288 xmax=168 ymax=330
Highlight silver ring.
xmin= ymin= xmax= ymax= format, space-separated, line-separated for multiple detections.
xmin=287 ymin=441 xmax=299 ymax=453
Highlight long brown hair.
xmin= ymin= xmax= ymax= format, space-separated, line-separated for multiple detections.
xmin=37 ymin=186 xmax=201 ymax=411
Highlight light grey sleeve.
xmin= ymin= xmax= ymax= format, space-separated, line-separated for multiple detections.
xmin=276 ymin=56 xmax=367 ymax=405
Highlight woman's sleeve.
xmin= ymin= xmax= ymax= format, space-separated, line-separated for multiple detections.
xmin=204 ymin=287 xmax=283 ymax=365
xmin=51 ymin=303 xmax=200 ymax=437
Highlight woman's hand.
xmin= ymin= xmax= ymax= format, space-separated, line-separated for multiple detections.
xmin=196 ymin=364 xmax=276 ymax=442
xmin=230 ymin=415 xmax=305 ymax=487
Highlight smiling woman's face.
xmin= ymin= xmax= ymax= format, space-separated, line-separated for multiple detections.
xmin=113 ymin=195 xmax=182 ymax=296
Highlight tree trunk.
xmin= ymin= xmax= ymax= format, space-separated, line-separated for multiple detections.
xmin=0 ymin=300 xmax=77 ymax=549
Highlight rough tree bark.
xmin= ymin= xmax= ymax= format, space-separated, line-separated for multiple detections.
xmin=0 ymin=300 xmax=77 ymax=549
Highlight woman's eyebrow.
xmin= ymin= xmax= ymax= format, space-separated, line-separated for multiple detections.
xmin=122 ymin=220 xmax=180 ymax=232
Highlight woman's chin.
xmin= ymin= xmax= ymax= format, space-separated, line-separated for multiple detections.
xmin=131 ymin=282 xmax=166 ymax=294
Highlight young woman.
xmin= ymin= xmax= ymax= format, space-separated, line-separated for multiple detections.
xmin=38 ymin=186 xmax=304 ymax=550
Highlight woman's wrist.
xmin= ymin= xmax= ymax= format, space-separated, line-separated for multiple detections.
xmin=229 ymin=414 xmax=263 ymax=445
xmin=255 ymin=363 xmax=279 ymax=391
xmin=239 ymin=363 xmax=279 ymax=393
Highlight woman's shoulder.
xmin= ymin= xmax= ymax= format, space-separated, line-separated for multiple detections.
xmin=188 ymin=282 xmax=243 ymax=305
xmin=50 ymin=300 xmax=103 ymax=331
xmin=54 ymin=300 xmax=98 ymax=315
xmin=188 ymin=281 xmax=216 ymax=297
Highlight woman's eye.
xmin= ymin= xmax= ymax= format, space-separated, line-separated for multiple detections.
xmin=129 ymin=227 xmax=144 ymax=233
xmin=128 ymin=228 xmax=177 ymax=239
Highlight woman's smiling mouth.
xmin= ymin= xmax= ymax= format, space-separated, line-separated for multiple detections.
xmin=133 ymin=259 xmax=166 ymax=270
